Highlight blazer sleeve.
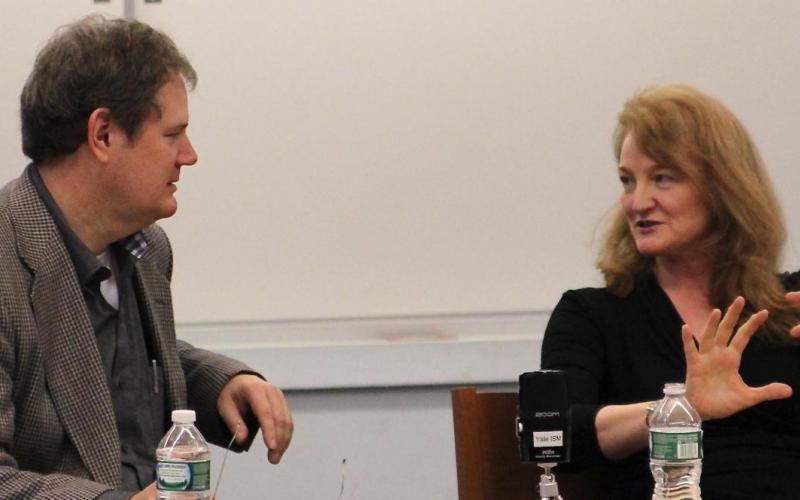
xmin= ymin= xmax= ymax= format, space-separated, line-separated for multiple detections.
xmin=540 ymin=289 xmax=609 ymax=468
xmin=177 ymin=340 xmax=262 ymax=452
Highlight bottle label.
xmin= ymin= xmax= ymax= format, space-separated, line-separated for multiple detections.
xmin=157 ymin=460 xmax=211 ymax=491
xmin=649 ymin=430 xmax=703 ymax=460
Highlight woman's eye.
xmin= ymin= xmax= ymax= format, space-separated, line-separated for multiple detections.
xmin=654 ymin=173 xmax=673 ymax=184
xmin=619 ymin=174 xmax=633 ymax=189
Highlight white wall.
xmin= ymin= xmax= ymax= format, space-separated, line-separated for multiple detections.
xmin=210 ymin=386 xmax=469 ymax=500
xmin=3 ymin=2 xmax=800 ymax=329
xmin=209 ymin=382 xmax=516 ymax=500
xmin=2 ymin=2 xmax=800 ymax=498
xmin=129 ymin=1 xmax=800 ymax=325
xmin=0 ymin=1 xmax=123 ymax=171
xmin=183 ymin=313 xmax=543 ymax=499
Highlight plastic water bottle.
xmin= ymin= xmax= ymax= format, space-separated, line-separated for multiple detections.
xmin=648 ymin=383 xmax=702 ymax=500
xmin=156 ymin=409 xmax=212 ymax=500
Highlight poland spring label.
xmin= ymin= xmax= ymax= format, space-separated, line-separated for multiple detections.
xmin=649 ymin=430 xmax=703 ymax=461
xmin=157 ymin=460 xmax=211 ymax=491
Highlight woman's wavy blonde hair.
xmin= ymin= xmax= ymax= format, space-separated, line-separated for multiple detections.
xmin=597 ymin=84 xmax=795 ymax=342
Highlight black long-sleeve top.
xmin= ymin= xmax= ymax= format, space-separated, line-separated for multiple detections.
xmin=541 ymin=272 xmax=800 ymax=499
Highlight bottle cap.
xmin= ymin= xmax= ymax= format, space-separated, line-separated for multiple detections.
xmin=171 ymin=409 xmax=197 ymax=424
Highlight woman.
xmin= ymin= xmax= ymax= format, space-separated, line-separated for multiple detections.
xmin=541 ymin=84 xmax=800 ymax=499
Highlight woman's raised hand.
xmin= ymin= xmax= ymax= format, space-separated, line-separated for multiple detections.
xmin=785 ymin=291 xmax=800 ymax=338
xmin=682 ymin=296 xmax=792 ymax=421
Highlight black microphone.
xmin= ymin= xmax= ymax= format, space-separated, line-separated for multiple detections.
xmin=517 ymin=370 xmax=570 ymax=464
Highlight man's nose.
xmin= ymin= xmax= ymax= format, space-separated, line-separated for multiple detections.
xmin=179 ymin=136 xmax=198 ymax=166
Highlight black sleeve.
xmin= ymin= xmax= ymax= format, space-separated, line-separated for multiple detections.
xmin=779 ymin=270 xmax=800 ymax=292
xmin=541 ymin=289 xmax=608 ymax=468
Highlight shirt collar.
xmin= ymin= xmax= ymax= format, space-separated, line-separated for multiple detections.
xmin=121 ymin=231 xmax=148 ymax=260
xmin=27 ymin=164 xmax=148 ymax=286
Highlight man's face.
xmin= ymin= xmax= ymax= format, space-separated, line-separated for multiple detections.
xmin=106 ymin=74 xmax=198 ymax=230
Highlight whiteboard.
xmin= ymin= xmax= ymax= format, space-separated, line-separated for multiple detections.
xmin=3 ymin=1 xmax=800 ymax=325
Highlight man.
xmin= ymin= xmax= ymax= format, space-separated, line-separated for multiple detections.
xmin=0 ymin=16 xmax=293 ymax=499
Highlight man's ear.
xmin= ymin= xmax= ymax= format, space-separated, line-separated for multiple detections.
xmin=87 ymin=107 xmax=114 ymax=162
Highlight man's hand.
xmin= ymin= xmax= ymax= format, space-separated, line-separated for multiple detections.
xmin=217 ymin=374 xmax=293 ymax=464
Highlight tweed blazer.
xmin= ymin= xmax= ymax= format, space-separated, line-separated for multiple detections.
xmin=0 ymin=171 xmax=254 ymax=499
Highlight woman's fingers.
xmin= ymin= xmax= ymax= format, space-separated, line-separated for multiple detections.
xmin=698 ymin=297 xmax=765 ymax=352
xmin=730 ymin=309 xmax=768 ymax=353
xmin=682 ymin=325 xmax=696 ymax=358
xmin=699 ymin=308 xmax=722 ymax=353
xmin=716 ymin=296 xmax=745 ymax=347
xmin=785 ymin=291 xmax=800 ymax=305
xmin=786 ymin=292 xmax=800 ymax=337
xmin=749 ymin=382 xmax=793 ymax=404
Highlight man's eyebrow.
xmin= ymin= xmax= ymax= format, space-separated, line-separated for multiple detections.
xmin=166 ymin=123 xmax=189 ymax=133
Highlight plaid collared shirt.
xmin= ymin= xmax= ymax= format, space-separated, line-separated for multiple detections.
xmin=122 ymin=231 xmax=148 ymax=260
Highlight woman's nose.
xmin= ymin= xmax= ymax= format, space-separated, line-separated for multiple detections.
xmin=629 ymin=183 xmax=656 ymax=212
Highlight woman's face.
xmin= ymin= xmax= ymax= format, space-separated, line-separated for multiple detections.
xmin=618 ymin=134 xmax=712 ymax=261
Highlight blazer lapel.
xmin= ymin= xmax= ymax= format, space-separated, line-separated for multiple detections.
xmin=12 ymin=173 xmax=121 ymax=487
xmin=134 ymin=255 xmax=187 ymax=415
